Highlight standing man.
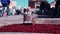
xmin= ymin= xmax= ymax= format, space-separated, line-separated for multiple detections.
xmin=1 ymin=0 xmax=11 ymax=16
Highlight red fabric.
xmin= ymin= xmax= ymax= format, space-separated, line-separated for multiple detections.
xmin=0 ymin=24 xmax=60 ymax=34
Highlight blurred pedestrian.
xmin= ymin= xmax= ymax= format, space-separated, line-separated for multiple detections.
xmin=1 ymin=0 xmax=11 ymax=16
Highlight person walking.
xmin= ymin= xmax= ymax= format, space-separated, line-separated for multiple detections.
xmin=1 ymin=0 xmax=11 ymax=16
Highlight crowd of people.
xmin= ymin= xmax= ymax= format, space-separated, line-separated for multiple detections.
xmin=0 ymin=0 xmax=32 ymax=17
xmin=35 ymin=0 xmax=60 ymax=18
xmin=0 ymin=0 xmax=60 ymax=18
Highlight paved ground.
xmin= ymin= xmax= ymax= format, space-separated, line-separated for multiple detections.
xmin=0 ymin=32 xmax=54 ymax=34
xmin=32 ymin=15 xmax=60 ymax=24
xmin=0 ymin=14 xmax=60 ymax=27
xmin=34 ymin=18 xmax=60 ymax=24
xmin=0 ymin=15 xmax=24 ymax=27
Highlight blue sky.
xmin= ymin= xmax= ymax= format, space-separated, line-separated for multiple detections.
xmin=46 ymin=0 xmax=55 ymax=4
xmin=13 ymin=0 xmax=28 ymax=7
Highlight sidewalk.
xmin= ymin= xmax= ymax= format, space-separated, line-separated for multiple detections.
xmin=0 ymin=15 xmax=24 ymax=27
